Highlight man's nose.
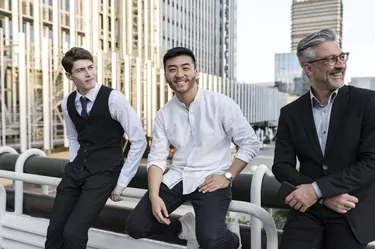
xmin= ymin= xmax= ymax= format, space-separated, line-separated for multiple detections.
xmin=176 ymin=70 xmax=184 ymax=78
xmin=84 ymin=68 xmax=91 ymax=76
xmin=335 ymin=57 xmax=346 ymax=69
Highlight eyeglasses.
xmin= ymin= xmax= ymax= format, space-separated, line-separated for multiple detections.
xmin=307 ymin=52 xmax=349 ymax=66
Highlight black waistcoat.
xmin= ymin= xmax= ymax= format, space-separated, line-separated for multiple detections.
xmin=66 ymin=85 xmax=124 ymax=173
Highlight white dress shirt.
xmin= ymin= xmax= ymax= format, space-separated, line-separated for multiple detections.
xmin=61 ymin=83 xmax=147 ymax=187
xmin=147 ymin=87 xmax=260 ymax=194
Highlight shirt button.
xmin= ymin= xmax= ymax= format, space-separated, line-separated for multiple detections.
xmin=323 ymin=165 xmax=328 ymax=170
xmin=84 ymin=149 xmax=88 ymax=152
xmin=84 ymin=159 xmax=87 ymax=163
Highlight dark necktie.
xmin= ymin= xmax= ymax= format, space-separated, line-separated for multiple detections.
xmin=80 ymin=96 xmax=89 ymax=120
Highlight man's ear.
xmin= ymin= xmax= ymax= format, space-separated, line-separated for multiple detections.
xmin=65 ymin=72 xmax=72 ymax=80
xmin=303 ymin=63 xmax=313 ymax=77
xmin=195 ymin=69 xmax=200 ymax=80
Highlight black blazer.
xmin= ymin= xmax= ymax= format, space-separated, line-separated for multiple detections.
xmin=272 ymin=85 xmax=375 ymax=244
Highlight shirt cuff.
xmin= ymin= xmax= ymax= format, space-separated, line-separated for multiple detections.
xmin=312 ymin=182 xmax=322 ymax=198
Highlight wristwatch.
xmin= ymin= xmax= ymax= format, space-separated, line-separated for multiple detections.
xmin=224 ymin=171 xmax=233 ymax=182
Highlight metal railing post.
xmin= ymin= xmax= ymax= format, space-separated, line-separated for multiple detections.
xmin=230 ymin=201 xmax=278 ymax=249
xmin=0 ymin=184 xmax=6 ymax=246
xmin=0 ymin=146 xmax=19 ymax=188
xmin=14 ymin=148 xmax=46 ymax=214
xmin=250 ymin=164 xmax=272 ymax=249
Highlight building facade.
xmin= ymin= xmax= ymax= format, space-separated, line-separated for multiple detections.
xmin=291 ymin=0 xmax=343 ymax=51
xmin=275 ymin=52 xmax=310 ymax=96
xmin=161 ymin=0 xmax=237 ymax=79
xmin=0 ymin=0 xmax=238 ymax=151
xmin=349 ymin=77 xmax=375 ymax=91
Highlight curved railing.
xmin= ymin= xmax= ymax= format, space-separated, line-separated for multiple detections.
xmin=0 ymin=147 xmax=279 ymax=249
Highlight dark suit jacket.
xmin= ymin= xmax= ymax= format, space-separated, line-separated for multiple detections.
xmin=272 ymin=85 xmax=375 ymax=244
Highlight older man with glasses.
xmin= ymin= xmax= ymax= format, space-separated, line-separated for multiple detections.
xmin=272 ymin=28 xmax=375 ymax=249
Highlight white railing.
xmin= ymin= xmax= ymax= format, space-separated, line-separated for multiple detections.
xmin=250 ymin=164 xmax=272 ymax=249
xmin=0 ymin=169 xmax=278 ymax=249
xmin=0 ymin=147 xmax=278 ymax=249
xmin=14 ymin=148 xmax=47 ymax=214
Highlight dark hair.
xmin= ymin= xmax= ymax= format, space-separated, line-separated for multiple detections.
xmin=61 ymin=47 xmax=94 ymax=74
xmin=163 ymin=47 xmax=196 ymax=69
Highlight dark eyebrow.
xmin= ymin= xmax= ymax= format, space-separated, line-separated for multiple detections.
xmin=167 ymin=63 xmax=191 ymax=69
xmin=74 ymin=63 xmax=93 ymax=72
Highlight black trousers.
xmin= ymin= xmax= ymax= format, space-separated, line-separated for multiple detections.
xmin=126 ymin=181 xmax=239 ymax=249
xmin=45 ymin=163 xmax=120 ymax=249
xmin=280 ymin=205 xmax=367 ymax=249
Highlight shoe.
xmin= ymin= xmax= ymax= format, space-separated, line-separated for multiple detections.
xmin=227 ymin=220 xmax=242 ymax=249
xmin=178 ymin=212 xmax=200 ymax=249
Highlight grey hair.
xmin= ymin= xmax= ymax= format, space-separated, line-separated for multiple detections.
xmin=296 ymin=28 xmax=337 ymax=67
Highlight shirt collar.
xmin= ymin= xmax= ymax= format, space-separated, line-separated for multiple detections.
xmin=75 ymin=82 xmax=101 ymax=102
xmin=310 ymin=88 xmax=339 ymax=107
xmin=174 ymin=85 xmax=202 ymax=110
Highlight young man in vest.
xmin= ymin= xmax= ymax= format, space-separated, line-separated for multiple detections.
xmin=45 ymin=47 xmax=147 ymax=249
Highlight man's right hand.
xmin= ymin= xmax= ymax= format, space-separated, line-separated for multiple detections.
xmin=323 ymin=193 xmax=359 ymax=214
xmin=149 ymin=195 xmax=170 ymax=225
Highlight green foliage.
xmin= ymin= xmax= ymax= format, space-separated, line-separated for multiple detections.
xmin=226 ymin=212 xmax=236 ymax=223
xmin=272 ymin=209 xmax=289 ymax=229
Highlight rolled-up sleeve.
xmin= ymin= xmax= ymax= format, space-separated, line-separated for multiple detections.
xmin=147 ymin=111 xmax=170 ymax=172
xmin=222 ymin=97 xmax=261 ymax=163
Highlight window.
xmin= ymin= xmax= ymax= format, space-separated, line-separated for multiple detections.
xmin=66 ymin=0 xmax=70 ymax=11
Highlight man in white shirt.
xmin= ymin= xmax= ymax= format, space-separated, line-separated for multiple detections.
xmin=126 ymin=47 xmax=260 ymax=249
xmin=45 ymin=47 xmax=147 ymax=249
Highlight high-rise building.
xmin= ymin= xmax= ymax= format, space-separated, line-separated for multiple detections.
xmin=275 ymin=0 xmax=343 ymax=96
xmin=161 ymin=0 xmax=237 ymax=79
xmin=291 ymin=0 xmax=343 ymax=51
xmin=0 ymin=0 xmax=237 ymax=151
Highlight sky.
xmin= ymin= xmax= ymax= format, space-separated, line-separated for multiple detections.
xmin=236 ymin=0 xmax=375 ymax=84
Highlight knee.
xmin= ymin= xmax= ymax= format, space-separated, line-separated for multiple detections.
xmin=198 ymin=238 xmax=225 ymax=249
xmin=197 ymin=233 xmax=226 ymax=249
xmin=46 ymin=220 xmax=64 ymax=239
xmin=126 ymin=214 xmax=145 ymax=239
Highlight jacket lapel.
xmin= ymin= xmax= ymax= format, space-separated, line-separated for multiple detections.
xmin=324 ymin=86 xmax=349 ymax=157
xmin=298 ymin=93 xmax=324 ymax=159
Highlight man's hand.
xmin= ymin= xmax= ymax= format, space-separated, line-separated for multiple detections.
xmin=199 ymin=174 xmax=231 ymax=193
xmin=149 ymin=195 xmax=170 ymax=225
xmin=285 ymin=184 xmax=318 ymax=212
xmin=323 ymin=193 xmax=358 ymax=214
xmin=110 ymin=185 xmax=125 ymax=202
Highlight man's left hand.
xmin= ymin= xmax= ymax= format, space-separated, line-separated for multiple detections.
xmin=199 ymin=174 xmax=230 ymax=193
xmin=285 ymin=184 xmax=318 ymax=212
xmin=110 ymin=185 xmax=125 ymax=202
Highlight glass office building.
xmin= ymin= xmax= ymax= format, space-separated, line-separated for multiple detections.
xmin=275 ymin=52 xmax=309 ymax=96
